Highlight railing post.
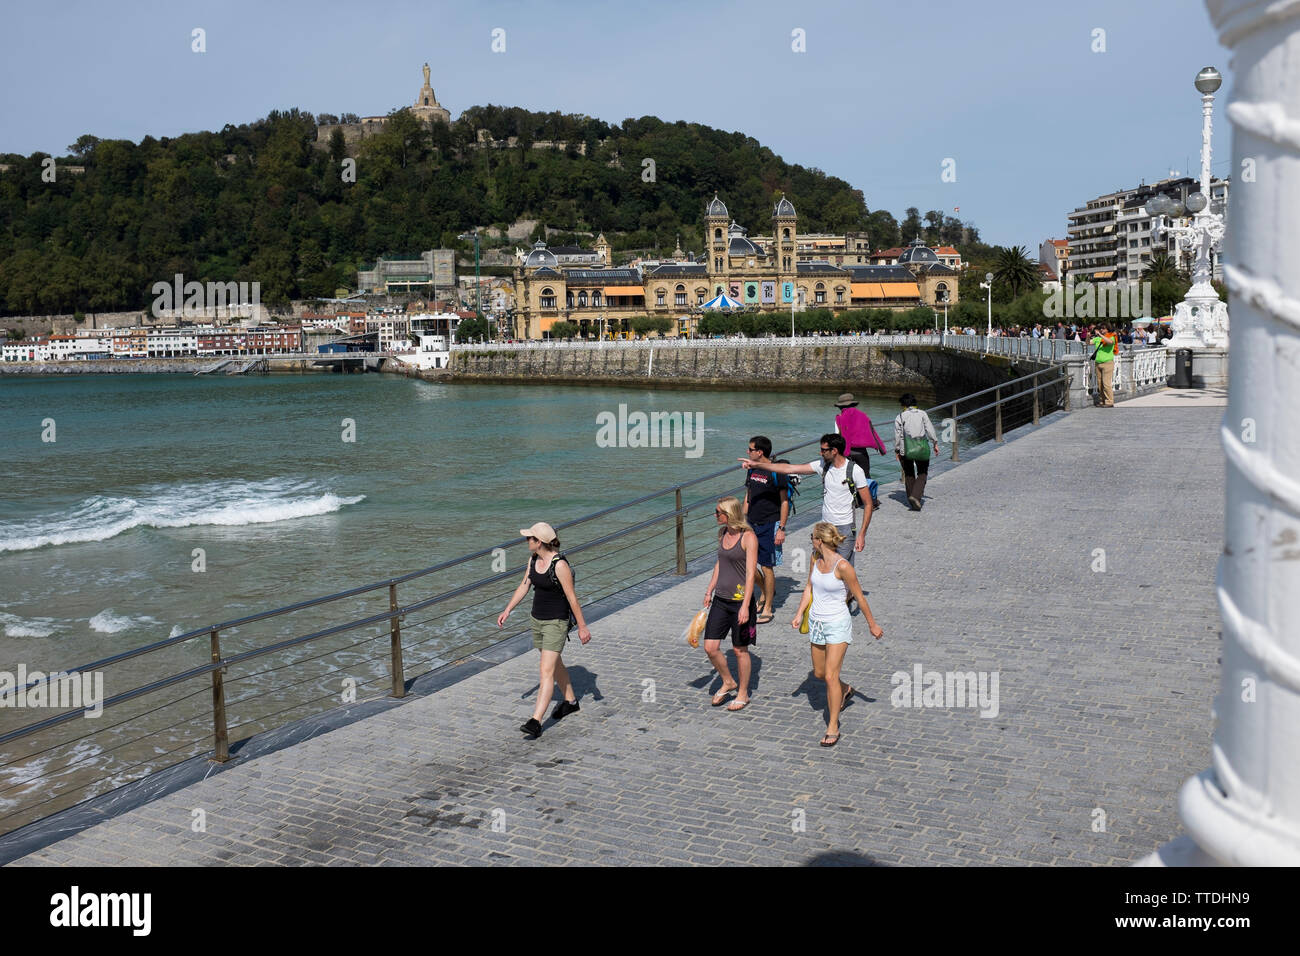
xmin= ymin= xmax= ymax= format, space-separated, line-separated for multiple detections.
xmin=389 ymin=582 xmax=406 ymax=699
xmin=1033 ymin=381 xmax=1040 ymax=425
xmin=995 ymin=387 xmax=1004 ymax=442
xmin=209 ymin=628 xmax=230 ymax=763
xmin=675 ymin=487 xmax=687 ymax=574
xmin=951 ymin=399 xmax=960 ymax=461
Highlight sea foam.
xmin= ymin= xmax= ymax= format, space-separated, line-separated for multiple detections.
xmin=0 ymin=478 xmax=365 ymax=553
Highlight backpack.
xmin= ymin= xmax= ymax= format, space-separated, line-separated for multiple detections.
xmin=535 ymin=553 xmax=578 ymax=634
xmin=823 ymin=460 xmax=878 ymax=511
xmin=773 ymin=459 xmax=801 ymax=517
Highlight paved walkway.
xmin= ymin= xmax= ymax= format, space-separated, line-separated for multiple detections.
xmin=1119 ymin=386 xmax=1228 ymax=408
xmin=9 ymin=404 xmax=1225 ymax=866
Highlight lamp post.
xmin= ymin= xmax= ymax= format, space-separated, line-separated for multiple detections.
xmin=457 ymin=231 xmax=482 ymax=320
xmin=978 ymin=272 xmax=993 ymax=344
xmin=1144 ymin=67 xmax=1228 ymax=349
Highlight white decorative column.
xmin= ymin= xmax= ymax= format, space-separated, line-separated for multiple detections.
xmin=1161 ymin=0 xmax=1300 ymax=866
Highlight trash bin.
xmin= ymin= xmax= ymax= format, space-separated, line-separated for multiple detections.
xmin=1169 ymin=348 xmax=1193 ymax=389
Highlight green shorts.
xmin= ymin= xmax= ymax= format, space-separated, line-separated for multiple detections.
xmin=530 ymin=615 xmax=569 ymax=653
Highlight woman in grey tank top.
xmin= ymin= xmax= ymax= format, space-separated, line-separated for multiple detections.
xmin=700 ymin=496 xmax=759 ymax=711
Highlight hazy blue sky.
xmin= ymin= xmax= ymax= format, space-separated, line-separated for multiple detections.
xmin=1 ymin=0 xmax=1230 ymax=248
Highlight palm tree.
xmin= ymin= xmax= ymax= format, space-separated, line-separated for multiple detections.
xmin=994 ymin=245 xmax=1039 ymax=299
xmin=1143 ymin=250 xmax=1181 ymax=282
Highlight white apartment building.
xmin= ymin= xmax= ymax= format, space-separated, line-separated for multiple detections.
xmin=1067 ymin=175 xmax=1229 ymax=284
xmin=2 ymin=340 xmax=39 ymax=362
xmin=145 ymin=327 xmax=200 ymax=357
xmin=73 ymin=330 xmax=114 ymax=358
xmin=364 ymin=314 xmax=410 ymax=351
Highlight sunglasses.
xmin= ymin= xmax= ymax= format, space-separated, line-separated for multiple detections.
xmin=526 ymin=536 xmax=538 ymax=542
xmin=819 ymin=447 xmax=832 ymax=453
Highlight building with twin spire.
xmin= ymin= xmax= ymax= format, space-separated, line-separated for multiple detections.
xmin=509 ymin=194 xmax=960 ymax=339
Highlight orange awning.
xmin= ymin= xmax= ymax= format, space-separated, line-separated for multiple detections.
xmin=851 ymin=282 xmax=885 ymax=298
xmin=879 ymin=282 xmax=921 ymax=298
xmin=603 ymin=286 xmax=644 ymax=297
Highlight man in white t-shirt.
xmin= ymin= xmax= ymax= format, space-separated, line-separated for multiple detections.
xmin=741 ymin=433 xmax=872 ymax=564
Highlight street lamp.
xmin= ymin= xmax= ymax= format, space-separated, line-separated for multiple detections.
xmin=979 ymin=272 xmax=993 ymax=342
xmin=1143 ymin=67 xmax=1228 ymax=348
xmin=457 ymin=231 xmax=482 ymax=320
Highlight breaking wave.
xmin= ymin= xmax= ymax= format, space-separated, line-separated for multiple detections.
xmin=0 ymin=478 xmax=365 ymax=553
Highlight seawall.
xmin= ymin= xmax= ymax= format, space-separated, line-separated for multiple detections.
xmin=449 ymin=342 xmax=1041 ymax=403
xmin=0 ymin=357 xmax=323 ymax=375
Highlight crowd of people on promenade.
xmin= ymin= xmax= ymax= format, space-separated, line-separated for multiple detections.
xmin=500 ymin=392 xmax=946 ymax=748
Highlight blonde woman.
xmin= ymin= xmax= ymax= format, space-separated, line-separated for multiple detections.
xmin=790 ymin=522 xmax=883 ymax=747
xmin=498 ymin=521 xmax=591 ymax=739
xmin=700 ymin=496 xmax=759 ymax=711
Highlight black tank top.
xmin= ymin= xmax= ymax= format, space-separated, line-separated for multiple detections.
xmin=530 ymin=555 xmax=570 ymax=620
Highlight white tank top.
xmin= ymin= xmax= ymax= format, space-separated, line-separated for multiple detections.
xmin=810 ymin=556 xmax=850 ymax=622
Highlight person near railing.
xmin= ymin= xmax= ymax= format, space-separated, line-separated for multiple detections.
xmin=1090 ymin=324 xmax=1119 ymax=407
xmin=790 ymin=522 xmax=884 ymax=747
xmin=498 ymin=522 xmax=592 ymax=739
xmin=895 ymin=394 xmax=940 ymax=511
xmin=833 ymin=393 xmax=887 ymax=494
xmin=700 ymin=497 xmax=759 ymax=711
xmin=742 ymin=436 xmax=789 ymax=626
xmin=742 ymin=434 xmax=873 ymax=573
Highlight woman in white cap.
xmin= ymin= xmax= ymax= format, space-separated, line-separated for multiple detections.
xmin=498 ymin=522 xmax=591 ymax=739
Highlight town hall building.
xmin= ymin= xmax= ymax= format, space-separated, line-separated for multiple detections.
xmin=510 ymin=195 xmax=960 ymax=339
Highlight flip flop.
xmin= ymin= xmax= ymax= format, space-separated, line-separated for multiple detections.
xmin=726 ymin=698 xmax=750 ymax=712
xmin=711 ymin=686 xmax=737 ymax=706
xmin=820 ymin=733 xmax=841 ymax=747
xmin=756 ymin=613 xmax=775 ymax=625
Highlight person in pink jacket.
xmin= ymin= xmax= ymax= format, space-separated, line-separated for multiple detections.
xmin=833 ymin=393 xmax=887 ymax=486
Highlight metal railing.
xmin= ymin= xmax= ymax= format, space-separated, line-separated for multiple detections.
xmin=0 ymin=372 xmax=1071 ymax=836
xmin=454 ymin=334 xmax=944 ymax=351
xmin=942 ymin=334 xmax=1169 ymax=364
xmin=927 ymin=365 xmax=1072 ymax=459
xmin=1080 ymin=345 xmax=1169 ymax=398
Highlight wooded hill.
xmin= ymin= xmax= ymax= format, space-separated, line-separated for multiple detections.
xmin=0 ymin=105 xmax=987 ymax=315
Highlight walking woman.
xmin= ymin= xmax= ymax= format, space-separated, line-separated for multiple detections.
xmin=790 ymin=523 xmax=883 ymax=747
xmin=700 ymin=496 xmax=759 ymax=711
xmin=497 ymin=521 xmax=591 ymax=739
xmin=895 ymin=393 xmax=940 ymax=511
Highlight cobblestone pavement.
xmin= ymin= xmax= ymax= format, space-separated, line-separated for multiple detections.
xmin=11 ymin=406 xmax=1225 ymax=866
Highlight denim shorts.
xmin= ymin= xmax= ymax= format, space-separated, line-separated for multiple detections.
xmin=809 ymin=615 xmax=853 ymax=646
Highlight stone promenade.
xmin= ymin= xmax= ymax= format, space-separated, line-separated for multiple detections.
xmin=10 ymin=401 xmax=1225 ymax=866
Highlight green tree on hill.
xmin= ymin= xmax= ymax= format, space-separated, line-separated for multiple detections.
xmin=0 ymin=104 xmax=991 ymax=317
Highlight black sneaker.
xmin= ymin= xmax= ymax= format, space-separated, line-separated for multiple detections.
xmin=519 ymin=717 xmax=542 ymax=738
xmin=551 ymin=699 xmax=580 ymax=721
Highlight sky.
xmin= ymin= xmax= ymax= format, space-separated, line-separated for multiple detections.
xmin=0 ymin=0 xmax=1232 ymax=250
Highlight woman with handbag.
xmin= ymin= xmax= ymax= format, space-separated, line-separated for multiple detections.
xmin=790 ymin=523 xmax=883 ymax=747
xmin=498 ymin=521 xmax=591 ymax=739
xmin=894 ymin=393 xmax=940 ymax=511
xmin=700 ymin=496 xmax=759 ymax=711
